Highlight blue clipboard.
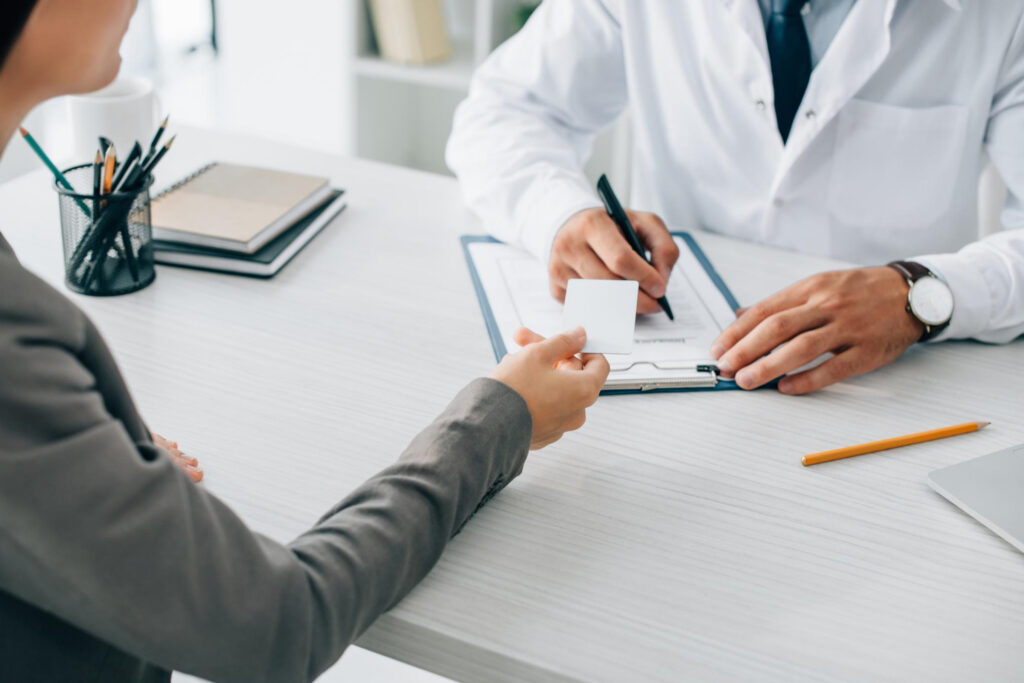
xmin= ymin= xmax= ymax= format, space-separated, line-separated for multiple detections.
xmin=461 ymin=232 xmax=749 ymax=395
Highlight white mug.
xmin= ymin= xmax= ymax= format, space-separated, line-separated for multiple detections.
xmin=67 ymin=76 xmax=162 ymax=163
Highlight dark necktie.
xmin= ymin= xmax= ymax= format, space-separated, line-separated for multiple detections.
xmin=766 ymin=0 xmax=812 ymax=142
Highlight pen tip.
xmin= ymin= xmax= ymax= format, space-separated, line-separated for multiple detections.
xmin=161 ymin=115 xmax=169 ymax=127
xmin=18 ymin=126 xmax=28 ymax=136
xmin=95 ymin=150 xmax=102 ymax=163
xmin=165 ymin=135 xmax=177 ymax=149
xmin=978 ymin=421 xmax=991 ymax=429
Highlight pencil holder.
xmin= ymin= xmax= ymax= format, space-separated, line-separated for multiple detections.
xmin=55 ymin=164 xmax=156 ymax=296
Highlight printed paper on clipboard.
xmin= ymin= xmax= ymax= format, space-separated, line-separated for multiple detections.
xmin=461 ymin=232 xmax=745 ymax=394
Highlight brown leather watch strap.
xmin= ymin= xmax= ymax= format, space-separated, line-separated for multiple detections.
xmin=889 ymin=260 xmax=931 ymax=283
xmin=887 ymin=260 xmax=950 ymax=342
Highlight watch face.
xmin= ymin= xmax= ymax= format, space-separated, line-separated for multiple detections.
xmin=909 ymin=276 xmax=954 ymax=326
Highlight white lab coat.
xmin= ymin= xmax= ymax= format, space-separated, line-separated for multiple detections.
xmin=446 ymin=0 xmax=1024 ymax=343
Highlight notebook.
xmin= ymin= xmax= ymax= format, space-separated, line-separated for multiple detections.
xmin=150 ymin=162 xmax=335 ymax=254
xmin=154 ymin=190 xmax=347 ymax=278
xmin=462 ymin=232 xmax=751 ymax=394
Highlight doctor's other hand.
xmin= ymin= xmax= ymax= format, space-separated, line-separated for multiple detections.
xmin=710 ymin=267 xmax=923 ymax=395
xmin=490 ymin=326 xmax=610 ymax=450
xmin=549 ymin=207 xmax=680 ymax=315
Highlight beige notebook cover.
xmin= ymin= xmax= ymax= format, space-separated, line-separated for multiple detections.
xmin=369 ymin=0 xmax=451 ymax=65
xmin=151 ymin=163 xmax=331 ymax=254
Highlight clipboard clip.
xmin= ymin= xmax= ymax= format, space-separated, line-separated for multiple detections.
xmin=696 ymin=364 xmax=720 ymax=377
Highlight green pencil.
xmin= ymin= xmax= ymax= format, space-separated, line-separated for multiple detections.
xmin=21 ymin=126 xmax=75 ymax=191
xmin=20 ymin=126 xmax=91 ymax=217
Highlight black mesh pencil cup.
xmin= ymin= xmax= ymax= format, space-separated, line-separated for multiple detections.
xmin=55 ymin=164 xmax=156 ymax=296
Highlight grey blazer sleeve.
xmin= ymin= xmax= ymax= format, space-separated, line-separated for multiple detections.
xmin=0 ymin=268 xmax=532 ymax=683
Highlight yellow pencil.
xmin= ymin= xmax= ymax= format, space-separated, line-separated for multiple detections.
xmin=101 ymin=144 xmax=117 ymax=194
xmin=801 ymin=421 xmax=990 ymax=466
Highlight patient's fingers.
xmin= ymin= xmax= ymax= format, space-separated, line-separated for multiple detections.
xmin=513 ymin=327 xmax=591 ymax=371
xmin=167 ymin=450 xmax=204 ymax=482
xmin=514 ymin=327 xmax=545 ymax=347
xmin=578 ymin=354 xmax=611 ymax=398
xmin=157 ymin=437 xmax=203 ymax=483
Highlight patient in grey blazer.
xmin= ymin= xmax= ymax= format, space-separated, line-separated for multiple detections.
xmin=0 ymin=2 xmax=610 ymax=682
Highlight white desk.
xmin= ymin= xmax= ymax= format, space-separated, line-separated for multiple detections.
xmin=2 ymin=128 xmax=1023 ymax=682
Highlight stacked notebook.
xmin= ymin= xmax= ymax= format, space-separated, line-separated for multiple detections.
xmin=151 ymin=163 xmax=347 ymax=277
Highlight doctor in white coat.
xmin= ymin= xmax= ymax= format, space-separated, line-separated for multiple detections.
xmin=447 ymin=0 xmax=1024 ymax=394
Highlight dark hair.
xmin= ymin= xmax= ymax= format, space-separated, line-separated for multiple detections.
xmin=0 ymin=0 xmax=38 ymax=70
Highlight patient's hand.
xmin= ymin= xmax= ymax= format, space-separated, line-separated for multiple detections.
xmin=710 ymin=267 xmax=923 ymax=394
xmin=490 ymin=327 xmax=610 ymax=450
xmin=153 ymin=433 xmax=204 ymax=482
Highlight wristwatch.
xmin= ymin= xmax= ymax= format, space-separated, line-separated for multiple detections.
xmin=887 ymin=260 xmax=954 ymax=342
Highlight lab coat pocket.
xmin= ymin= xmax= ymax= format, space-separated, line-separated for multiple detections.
xmin=828 ymin=99 xmax=968 ymax=229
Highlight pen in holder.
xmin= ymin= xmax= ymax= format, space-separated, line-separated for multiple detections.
xmin=55 ymin=164 xmax=156 ymax=296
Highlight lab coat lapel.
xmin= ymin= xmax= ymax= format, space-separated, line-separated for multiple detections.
xmin=712 ymin=0 xmax=782 ymax=166
xmin=717 ymin=0 xmax=771 ymax=69
xmin=772 ymin=0 xmax=898 ymax=194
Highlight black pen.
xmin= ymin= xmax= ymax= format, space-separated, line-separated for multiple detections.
xmin=111 ymin=141 xmax=142 ymax=192
xmin=596 ymin=174 xmax=674 ymax=320
xmin=140 ymin=134 xmax=175 ymax=178
xmin=91 ymin=149 xmax=103 ymax=212
xmin=147 ymin=115 xmax=169 ymax=159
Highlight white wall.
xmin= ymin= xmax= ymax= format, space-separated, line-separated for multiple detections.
xmin=0 ymin=0 xmax=353 ymax=185
xmin=158 ymin=0 xmax=351 ymax=155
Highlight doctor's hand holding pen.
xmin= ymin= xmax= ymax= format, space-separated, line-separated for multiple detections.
xmin=548 ymin=206 xmax=680 ymax=316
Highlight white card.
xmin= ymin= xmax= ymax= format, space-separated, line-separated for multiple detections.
xmin=562 ymin=279 xmax=639 ymax=354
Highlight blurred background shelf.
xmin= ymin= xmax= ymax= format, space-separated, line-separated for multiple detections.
xmin=345 ymin=0 xmax=630 ymax=186
xmin=344 ymin=0 xmax=521 ymax=175
xmin=354 ymin=38 xmax=476 ymax=91
xmin=0 ymin=0 xmax=632 ymax=198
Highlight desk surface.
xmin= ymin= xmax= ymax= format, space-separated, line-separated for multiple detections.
xmin=2 ymin=128 xmax=1023 ymax=682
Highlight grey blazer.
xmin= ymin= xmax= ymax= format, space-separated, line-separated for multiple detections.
xmin=0 ymin=233 xmax=532 ymax=682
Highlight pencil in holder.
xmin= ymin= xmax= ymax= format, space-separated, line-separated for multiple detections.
xmin=55 ymin=164 xmax=156 ymax=296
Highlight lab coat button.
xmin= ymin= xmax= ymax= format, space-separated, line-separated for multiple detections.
xmin=805 ymin=109 xmax=817 ymax=120
xmin=773 ymin=197 xmax=784 ymax=208
xmin=754 ymin=99 xmax=766 ymax=111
